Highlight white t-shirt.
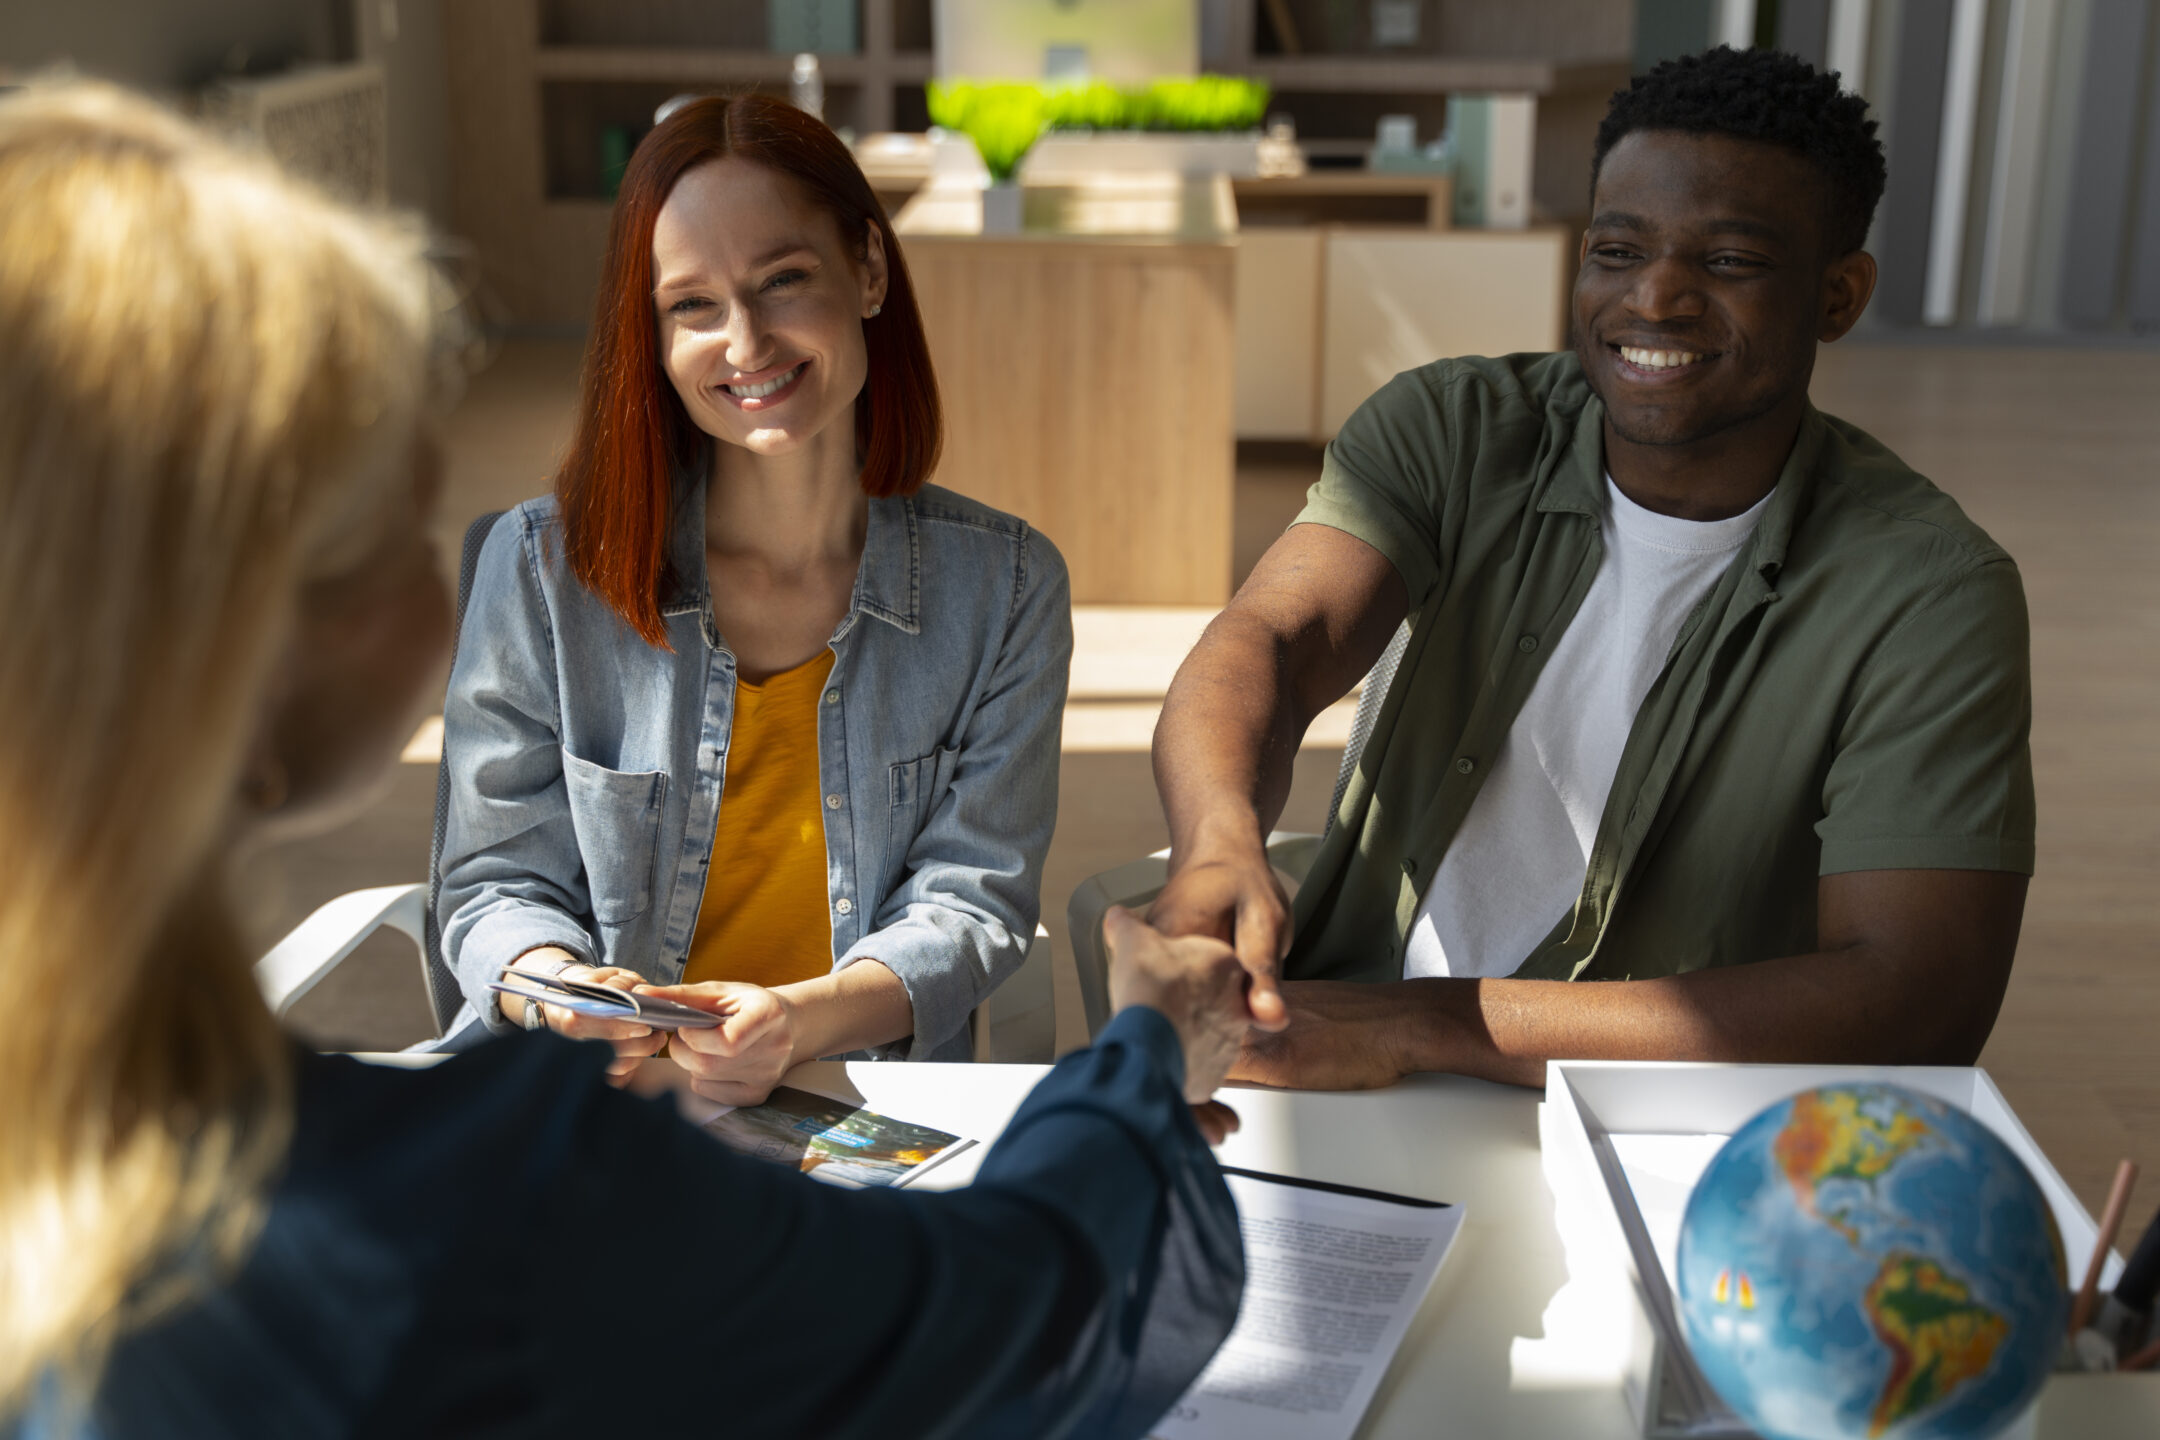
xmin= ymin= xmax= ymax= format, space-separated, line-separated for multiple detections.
xmin=1403 ymin=476 xmax=1770 ymax=979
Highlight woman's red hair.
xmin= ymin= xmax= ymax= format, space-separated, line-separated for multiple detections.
xmin=556 ymin=93 xmax=941 ymax=646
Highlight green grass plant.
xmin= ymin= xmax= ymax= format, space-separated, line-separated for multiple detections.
xmin=928 ymin=76 xmax=1270 ymax=182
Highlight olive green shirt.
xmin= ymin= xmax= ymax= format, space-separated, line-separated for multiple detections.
xmin=1287 ymin=352 xmax=2034 ymax=984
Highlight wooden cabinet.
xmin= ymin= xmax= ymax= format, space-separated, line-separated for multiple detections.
xmin=1233 ymin=229 xmax=1326 ymax=439
xmin=1318 ymin=225 xmax=1571 ymax=435
xmin=1233 ymin=224 xmax=1573 ymax=443
xmin=905 ymin=236 xmax=1238 ymax=605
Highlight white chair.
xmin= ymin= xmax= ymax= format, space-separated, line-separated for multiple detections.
xmin=1063 ymin=621 xmax=1412 ymax=1040
xmin=253 ymin=508 xmax=1059 ymax=1064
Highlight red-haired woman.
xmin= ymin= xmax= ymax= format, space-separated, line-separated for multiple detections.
xmin=434 ymin=95 xmax=1071 ymax=1099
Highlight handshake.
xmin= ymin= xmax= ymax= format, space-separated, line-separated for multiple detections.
xmin=1100 ymin=904 xmax=1286 ymax=1125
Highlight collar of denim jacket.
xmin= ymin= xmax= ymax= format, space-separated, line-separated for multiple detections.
xmin=659 ymin=463 xmax=922 ymax=642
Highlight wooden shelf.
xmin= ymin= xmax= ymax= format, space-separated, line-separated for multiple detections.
xmin=534 ymin=46 xmax=934 ymax=86
xmin=1243 ymin=55 xmax=1630 ymax=97
xmin=447 ymin=0 xmax=1619 ymax=324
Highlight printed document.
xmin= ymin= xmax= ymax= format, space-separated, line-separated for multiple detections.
xmin=1153 ymin=1168 xmax=1464 ymax=1440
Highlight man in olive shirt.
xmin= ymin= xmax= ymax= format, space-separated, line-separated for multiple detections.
xmin=1149 ymin=47 xmax=2033 ymax=1090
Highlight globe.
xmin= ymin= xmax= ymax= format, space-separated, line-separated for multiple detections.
xmin=1677 ymin=1084 xmax=2066 ymax=1440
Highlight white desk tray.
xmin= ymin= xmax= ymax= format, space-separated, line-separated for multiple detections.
xmin=1540 ymin=1062 xmax=2160 ymax=1440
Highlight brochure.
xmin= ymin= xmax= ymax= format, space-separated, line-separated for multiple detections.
xmin=1153 ymin=1167 xmax=1465 ymax=1440
xmin=700 ymin=1085 xmax=977 ymax=1190
xmin=488 ymin=971 xmax=720 ymax=1031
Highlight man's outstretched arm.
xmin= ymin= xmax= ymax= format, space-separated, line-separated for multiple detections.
xmin=1150 ymin=524 xmax=1408 ymax=1027
xmin=1231 ymin=866 xmax=2028 ymax=1091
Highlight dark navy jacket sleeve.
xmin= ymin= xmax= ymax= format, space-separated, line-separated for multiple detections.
xmin=67 ymin=1009 xmax=1241 ymax=1440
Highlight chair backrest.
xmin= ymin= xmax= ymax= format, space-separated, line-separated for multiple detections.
xmin=418 ymin=509 xmax=504 ymax=1033
xmin=1324 ymin=618 xmax=1411 ymax=838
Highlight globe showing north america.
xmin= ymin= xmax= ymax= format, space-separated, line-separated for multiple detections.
xmin=1677 ymin=1084 xmax=2066 ymax=1440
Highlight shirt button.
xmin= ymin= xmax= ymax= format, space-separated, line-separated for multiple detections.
xmin=825 ymin=793 xmax=843 ymax=809
xmin=824 ymin=689 xmax=840 ymax=704
xmin=835 ymin=897 xmax=853 ymax=915
xmin=1455 ymin=757 xmax=1476 ymax=775
xmin=1405 ymin=857 xmax=1419 ymax=877
xmin=1517 ymin=634 xmax=1538 ymax=654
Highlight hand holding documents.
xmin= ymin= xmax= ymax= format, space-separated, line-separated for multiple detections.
xmin=1154 ymin=1169 xmax=1464 ymax=1440
xmin=488 ymin=971 xmax=721 ymax=1031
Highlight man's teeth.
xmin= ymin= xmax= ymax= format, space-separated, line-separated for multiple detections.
xmin=1619 ymin=346 xmax=1706 ymax=371
xmin=726 ymin=364 xmax=803 ymax=398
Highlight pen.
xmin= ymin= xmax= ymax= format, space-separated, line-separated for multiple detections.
xmin=2069 ymin=1159 xmax=2138 ymax=1338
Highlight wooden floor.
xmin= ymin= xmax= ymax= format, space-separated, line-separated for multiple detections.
xmin=250 ymin=339 xmax=2160 ymax=1223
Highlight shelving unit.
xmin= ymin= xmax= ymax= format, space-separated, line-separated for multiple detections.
xmin=445 ymin=0 xmax=1626 ymax=326
xmin=447 ymin=0 xmax=925 ymax=325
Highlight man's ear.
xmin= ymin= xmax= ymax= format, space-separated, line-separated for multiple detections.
xmin=1819 ymin=249 xmax=1877 ymax=342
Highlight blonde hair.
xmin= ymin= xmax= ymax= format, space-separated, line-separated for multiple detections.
xmin=0 ymin=83 xmax=443 ymax=1414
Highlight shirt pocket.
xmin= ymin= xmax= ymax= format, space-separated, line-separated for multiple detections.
xmin=561 ymin=749 xmax=668 ymax=926
xmin=888 ymin=746 xmax=960 ymax=859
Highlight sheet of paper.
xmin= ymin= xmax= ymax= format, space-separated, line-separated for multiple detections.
xmin=1152 ymin=1170 xmax=1465 ymax=1440
xmin=1608 ymin=1133 xmax=1729 ymax=1296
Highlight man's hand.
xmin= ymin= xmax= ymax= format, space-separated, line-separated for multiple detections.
xmin=636 ymin=980 xmax=798 ymax=1107
xmin=1229 ymin=980 xmax=1427 ymax=1091
xmin=1146 ymin=845 xmax=1292 ymax=1032
xmin=1150 ymin=525 xmax=1406 ymax=1035
xmin=1104 ymin=906 xmax=1253 ymax=1102
xmin=504 ymin=953 xmax=667 ymax=1083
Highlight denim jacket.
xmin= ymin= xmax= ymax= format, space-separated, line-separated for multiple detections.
xmin=435 ymin=480 xmax=1072 ymax=1061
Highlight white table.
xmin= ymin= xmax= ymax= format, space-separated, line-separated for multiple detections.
xmin=626 ymin=1057 xmax=2160 ymax=1440
xmin=639 ymin=1058 xmax=1645 ymax=1440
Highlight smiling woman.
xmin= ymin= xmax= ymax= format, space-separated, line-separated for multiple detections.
xmin=0 ymin=82 xmax=1249 ymax=1438
xmin=433 ymin=94 xmax=1076 ymax=1097
xmin=561 ymin=98 xmax=939 ymax=648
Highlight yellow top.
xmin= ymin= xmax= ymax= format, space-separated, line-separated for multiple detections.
xmin=683 ymin=649 xmax=837 ymax=989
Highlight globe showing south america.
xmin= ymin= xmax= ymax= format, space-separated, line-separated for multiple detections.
xmin=1678 ymin=1085 xmax=2066 ymax=1440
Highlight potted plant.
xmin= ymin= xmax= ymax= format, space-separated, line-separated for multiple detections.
xmin=927 ymin=78 xmax=1273 ymax=231
xmin=1029 ymin=76 xmax=1272 ymax=179
xmin=925 ymin=82 xmax=1045 ymax=233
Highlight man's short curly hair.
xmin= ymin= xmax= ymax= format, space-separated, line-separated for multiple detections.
xmin=1593 ymin=46 xmax=1887 ymax=257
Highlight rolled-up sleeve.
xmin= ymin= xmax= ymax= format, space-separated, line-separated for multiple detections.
xmin=436 ymin=514 xmax=599 ymax=1031
xmin=845 ymin=529 xmax=1073 ymax=1059
xmin=1296 ymin=369 xmax=1454 ymax=611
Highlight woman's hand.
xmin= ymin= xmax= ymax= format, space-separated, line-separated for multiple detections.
xmin=637 ymin=981 xmax=800 ymax=1107
xmin=1103 ymin=905 xmax=1253 ymax=1104
xmin=503 ymin=952 xmax=668 ymax=1084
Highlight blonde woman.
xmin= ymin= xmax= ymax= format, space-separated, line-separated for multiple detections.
xmin=0 ymin=84 xmax=1252 ymax=1438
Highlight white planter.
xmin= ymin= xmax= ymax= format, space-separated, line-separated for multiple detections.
xmin=979 ymin=181 xmax=1023 ymax=234
xmin=1021 ymin=131 xmax=1266 ymax=181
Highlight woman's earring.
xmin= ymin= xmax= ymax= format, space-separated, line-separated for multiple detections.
xmin=242 ymin=756 xmax=290 ymax=813
xmin=868 ymin=303 xmax=882 ymax=318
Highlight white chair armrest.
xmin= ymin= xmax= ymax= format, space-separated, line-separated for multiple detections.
xmin=254 ymin=883 xmax=426 ymax=1020
xmin=971 ymin=924 xmax=1056 ymax=1064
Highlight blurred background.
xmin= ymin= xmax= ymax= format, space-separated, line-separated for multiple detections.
xmin=3 ymin=0 xmax=2155 ymax=1218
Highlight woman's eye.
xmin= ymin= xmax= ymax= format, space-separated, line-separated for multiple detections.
xmin=669 ymin=296 xmax=711 ymax=315
xmin=765 ymin=269 xmax=806 ymax=291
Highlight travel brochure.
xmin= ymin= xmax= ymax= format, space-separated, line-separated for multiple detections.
xmin=700 ymin=1085 xmax=976 ymax=1190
